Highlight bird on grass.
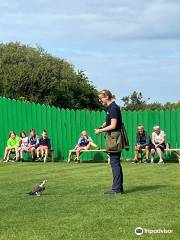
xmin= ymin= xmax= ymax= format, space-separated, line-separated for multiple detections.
xmin=27 ymin=180 xmax=47 ymax=196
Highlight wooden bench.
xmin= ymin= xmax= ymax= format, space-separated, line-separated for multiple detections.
xmin=68 ymin=149 xmax=110 ymax=163
xmin=139 ymin=147 xmax=180 ymax=164
xmin=165 ymin=148 xmax=180 ymax=164
xmin=10 ymin=149 xmax=55 ymax=163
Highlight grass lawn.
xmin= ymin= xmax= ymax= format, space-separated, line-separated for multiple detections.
xmin=0 ymin=161 xmax=179 ymax=240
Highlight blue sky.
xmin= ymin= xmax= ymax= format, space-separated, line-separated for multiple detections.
xmin=0 ymin=0 xmax=180 ymax=105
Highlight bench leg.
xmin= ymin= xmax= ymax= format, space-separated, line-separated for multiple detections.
xmin=107 ymin=153 xmax=110 ymax=164
xmin=68 ymin=151 xmax=72 ymax=163
xmin=51 ymin=151 xmax=54 ymax=162
xmin=174 ymin=151 xmax=180 ymax=164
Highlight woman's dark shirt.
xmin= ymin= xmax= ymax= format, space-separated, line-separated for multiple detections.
xmin=106 ymin=101 xmax=122 ymax=132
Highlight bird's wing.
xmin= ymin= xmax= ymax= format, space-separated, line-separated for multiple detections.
xmin=31 ymin=185 xmax=42 ymax=194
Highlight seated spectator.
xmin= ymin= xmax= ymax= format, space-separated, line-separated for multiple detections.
xmin=74 ymin=130 xmax=99 ymax=163
xmin=3 ymin=131 xmax=21 ymax=162
xmin=18 ymin=131 xmax=29 ymax=161
xmin=132 ymin=125 xmax=151 ymax=163
xmin=27 ymin=128 xmax=39 ymax=161
xmin=151 ymin=126 xmax=166 ymax=164
xmin=36 ymin=130 xmax=51 ymax=162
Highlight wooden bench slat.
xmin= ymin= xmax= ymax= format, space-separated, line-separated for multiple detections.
xmin=68 ymin=149 xmax=108 ymax=163
xmin=165 ymin=149 xmax=180 ymax=151
xmin=69 ymin=149 xmax=106 ymax=153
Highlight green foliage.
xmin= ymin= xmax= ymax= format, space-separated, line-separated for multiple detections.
xmin=121 ymin=91 xmax=180 ymax=111
xmin=121 ymin=91 xmax=147 ymax=111
xmin=0 ymin=42 xmax=102 ymax=110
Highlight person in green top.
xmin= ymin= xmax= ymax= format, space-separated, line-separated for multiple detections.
xmin=3 ymin=131 xmax=21 ymax=162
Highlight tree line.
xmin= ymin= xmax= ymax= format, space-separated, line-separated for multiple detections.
xmin=0 ymin=42 xmax=102 ymax=110
xmin=121 ymin=91 xmax=180 ymax=111
xmin=0 ymin=42 xmax=179 ymax=111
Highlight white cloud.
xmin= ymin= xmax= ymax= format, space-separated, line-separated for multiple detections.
xmin=0 ymin=0 xmax=180 ymax=103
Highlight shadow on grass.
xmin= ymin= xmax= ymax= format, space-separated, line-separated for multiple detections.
xmin=126 ymin=184 xmax=166 ymax=194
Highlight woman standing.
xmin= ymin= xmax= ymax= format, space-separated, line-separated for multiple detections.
xmin=95 ymin=89 xmax=124 ymax=195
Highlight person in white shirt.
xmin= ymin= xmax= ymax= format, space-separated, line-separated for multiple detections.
xmin=18 ymin=131 xmax=29 ymax=161
xmin=151 ymin=126 xmax=166 ymax=164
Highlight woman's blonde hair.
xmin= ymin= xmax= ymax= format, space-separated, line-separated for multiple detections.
xmin=98 ymin=89 xmax=115 ymax=100
xmin=153 ymin=125 xmax=160 ymax=131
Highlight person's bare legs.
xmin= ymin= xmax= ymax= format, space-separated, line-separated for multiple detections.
xmin=75 ymin=149 xmax=81 ymax=160
xmin=145 ymin=146 xmax=150 ymax=160
xmin=75 ymin=147 xmax=85 ymax=161
xmin=44 ymin=149 xmax=48 ymax=162
xmin=151 ymin=149 xmax=156 ymax=163
xmin=3 ymin=147 xmax=11 ymax=161
xmin=30 ymin=147 xmax=36 ymax=160
xmin=132 ymin=146 xmax=140 ymax=163
xmin=157 ymin=147 xmax=164 ymax=163
xmin=134 ymin=146 xmax=140 ymax=160
xmin=36 ymin=148 xmax=40 ymax=158
xmin=41 ymin=149 xmax=44 ymax=159
xmin=20 ymin=150 xmax=23 ymax=160
xmin=15 ymin=148 xmax=20 ymax=161
xmin=89 ymin=142 xmax=99 ymax=149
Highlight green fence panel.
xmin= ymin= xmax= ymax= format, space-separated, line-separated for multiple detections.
xmin=164 ymin=110 xmax=171 ymax=144
xmin=69 ymin=109 xmax=76 ymax=151
xmin=159 ymin=110 xmax=165 ymax=131
xmin=170 ymin=110 xmax=176 ymax=148
xmin=65 ymin=109 xmax=72 ymax=159
xmin=0 ymin=98 xmax=4 ymax=155
xmin=176 ymin=109 xmax=180 ymax=148
xmin=56 ymin=108 xmax=63 ymax=160
xmin=51 ymin=106 xmax=58 ymax=159
xmin=142 ymin=110 xmax=149 ymax=131
xmin=0 ymin=97 xmax=180 ymax=160
xmin=75 ymin=110 xmax=81 ymax=148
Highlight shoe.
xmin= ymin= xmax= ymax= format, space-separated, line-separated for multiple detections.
xmin=14 ymin=159 xmax=20 ymax=162
xmin=146 ymin=159 xmax=151 ymax=163
xmin=75 ymin=160 xmax=80 ymax=164
xmin=158 ymin=160 xmax=164 ymax=164
xmin=3 ymin=159 xmax=9 ymax=162
xmin=132 ymin=160 xmax=138 ymax=164
xmin=35 ymin=157 xmax=41 ymax=162
xmin=74 ymin=157 xmax=80 ymax=163
xmin=104 ymin=190 xmax=124 ymax=195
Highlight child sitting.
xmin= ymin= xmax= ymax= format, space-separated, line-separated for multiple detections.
xmin=74 ymin=130 xmax=99 ymax=162
xmin=18 ymin=131 xmax=29 ymax=161
xmin=27 ymin=128 xmax=39 ymax=161
xmin=3 ymin=131 xmax=21 ymax=162
xmin=36 ymin=130 xmax=51 ymax=162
